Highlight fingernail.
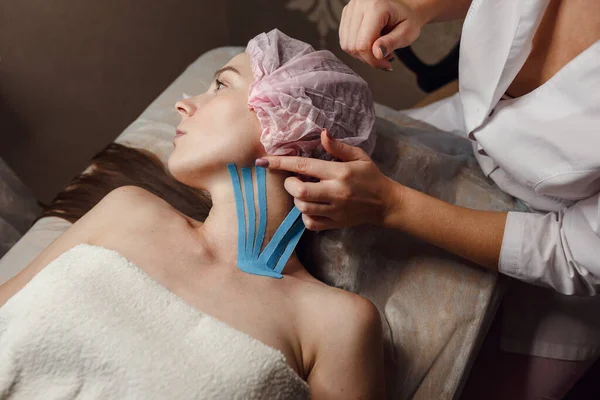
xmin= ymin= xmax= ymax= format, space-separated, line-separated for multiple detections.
xmin=325 ymin=129 xmax=333 ymax=140
xmin=255 ymin=158 xmax=269 ymax=167
xmin=384 ymin=67 xmax=394 ymax=72
xmin=379 ymin=45 xmax=388 ymax=59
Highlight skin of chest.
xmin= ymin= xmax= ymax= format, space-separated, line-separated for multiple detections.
xmin=91 ymin=207 xmax=328 ymax=377
xmin=508 ymin=0 xmax=600 ymax=97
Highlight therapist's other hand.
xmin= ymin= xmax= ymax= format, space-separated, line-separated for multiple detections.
xmin=339 ymin=0 xmax=423 ymax=70
xmin=256 ymin=130 xmax=400 ymax=231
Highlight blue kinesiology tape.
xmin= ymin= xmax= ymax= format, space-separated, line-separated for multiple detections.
xmin=227 ymin=163 xmax=306 ymax=278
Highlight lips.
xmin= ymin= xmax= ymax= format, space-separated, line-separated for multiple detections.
xmin=175 ymin=129 xmax=186 ymax=138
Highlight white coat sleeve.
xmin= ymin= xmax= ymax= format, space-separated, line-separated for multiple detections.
xmin=499 ymin=194 xmax=600 ymax=296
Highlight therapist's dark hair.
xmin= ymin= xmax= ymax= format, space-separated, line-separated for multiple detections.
xmin=42 ymin=143 xmax=315 ymax=267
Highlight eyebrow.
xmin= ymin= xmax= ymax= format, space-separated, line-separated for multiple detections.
xmin=214 ymin=66 xmax=241 ymax=79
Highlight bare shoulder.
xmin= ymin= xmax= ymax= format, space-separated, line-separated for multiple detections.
xmin=298 ymin=281 xmax=382 ymax=357
xmin=0 ymin=186 xmax=178 ymax=306
xmin=93 ymin=185 xmax=177 ymax=233
xmin=302 ymin=285 xmax=386 ymax=399
xmin=317 ymin=287 xmax=382 ymax=340
xmin=297 ymin=281 xmax=381 ymax=344
xmin=93 ymin=185 xmax=191 ymax=248
xmin=99 ymin=185 xmax=171 ymax=214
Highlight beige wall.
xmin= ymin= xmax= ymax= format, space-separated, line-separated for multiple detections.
xmin=0 ymin=0 xmax=460 ymax=204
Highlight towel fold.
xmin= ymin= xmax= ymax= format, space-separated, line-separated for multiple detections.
xmin=0 ymin=244 xmax=309 ymax=399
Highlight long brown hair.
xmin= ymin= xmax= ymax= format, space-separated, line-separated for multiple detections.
xmin=42 ymin=143 xmax=315 ymax=266
xmin=42 ymin=143 xmax=212 ymax=223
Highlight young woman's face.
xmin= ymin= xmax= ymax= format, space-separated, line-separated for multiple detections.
xmin=168 ymin=53 xmax=265 ymax=187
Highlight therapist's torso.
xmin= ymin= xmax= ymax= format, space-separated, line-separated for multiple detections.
xmin=506 ymin=0 xmax=598 ymax=99
xmin=405 ymin=0 xmax=600 ymax=213
xmin=402 ymin=0 xmax=600 ymax=361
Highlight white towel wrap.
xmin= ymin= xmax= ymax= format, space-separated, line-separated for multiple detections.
xmin=0 ymin=244 xmax=310 ymax=399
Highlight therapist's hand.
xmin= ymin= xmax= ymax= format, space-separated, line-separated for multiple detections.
xmin=255 ymin=130 xmax=401 ymax=231
xmin=339 ymin=0 xmax=424 ymax=70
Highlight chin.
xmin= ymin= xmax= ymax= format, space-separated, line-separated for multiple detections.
xmin=166 ymin=153 xmax=176 ymax=174
xmin=166 ymin=155 xmax=187 ymax=184
xmin=167 ymin=154 xmax=219 ymax=190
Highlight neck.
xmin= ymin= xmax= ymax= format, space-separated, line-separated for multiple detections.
xmin=195 ymin=166 xmax=305 ymax=276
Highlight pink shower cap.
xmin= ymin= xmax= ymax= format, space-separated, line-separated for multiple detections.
xmin=246 ymin=29 xmax=376 ymax=160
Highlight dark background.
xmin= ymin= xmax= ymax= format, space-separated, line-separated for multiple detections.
xmin=0 ymin=0 xmax=461 ymax=203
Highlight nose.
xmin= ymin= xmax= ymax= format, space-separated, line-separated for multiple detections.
xmin=175 ymin=98 xmax=196 ymax=117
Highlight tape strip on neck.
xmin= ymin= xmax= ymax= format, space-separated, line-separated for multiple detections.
xmin=227 ymin=163 xmax=306 ymax=278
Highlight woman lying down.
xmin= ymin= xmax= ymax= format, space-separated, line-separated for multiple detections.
xmin=0 ymin=30 xmax=386 ymax=399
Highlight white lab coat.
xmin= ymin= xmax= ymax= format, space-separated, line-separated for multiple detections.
xmin=404 ymin=0 xmax=600 ymax=360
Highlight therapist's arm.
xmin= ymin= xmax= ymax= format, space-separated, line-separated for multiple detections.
xmin=261 ymin=132 xmax=600 ymax=296
xmin=259 ymin=130 xmax=505 ymax=271
xmin=355 ymin=177 xmax=600 ymax=296
xmin=498 ymin=195 xmax=600 ymax=296
xmin=384 ymin=184 xmax=507 ymax=271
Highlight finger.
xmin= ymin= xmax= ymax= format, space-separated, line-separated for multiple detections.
xmin=321 ymin=129 xmax=368 ymax=162
xmin=256 ymin=155 xmax=338 ymax=180
xmin=284 ymin=176 xmax=334 ymax=203
xmin=355 ymin=10 xmax=392 ymax=69
xmin=346 ymin=2 xmax=363 ymax=60
xmin=353 ymin=13 xmax=374 ymax=66
xmin=339 ymin=4 xmax=349 ymax=51
xmin=294 ymin=198 xmax=333 ymax=217
xmin=342 ymin=0 xmax=356 ymax=56
xmin=302 ymin=214 xmax=336 ymax=231
xmin=373 ymin=20 xmax=420 ymax=54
